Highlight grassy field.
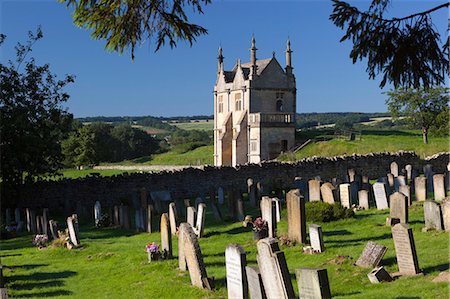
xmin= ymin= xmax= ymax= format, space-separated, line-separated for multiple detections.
xmin=171 ymin=121 xmax=214 ymax=131
xmin=1 ymin=201 xmax=448 ymax=298
xmin=59 ymin=169 xmax=139 ymax=179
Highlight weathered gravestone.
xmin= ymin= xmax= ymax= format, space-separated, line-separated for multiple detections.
xmin=373 ymin=183 xmax=389 ymax=210
xmin=119 ymin=205 xmax=130 ymax=229
xmin=261 ymin=197 xmax=276 ymax=238
xmin=367 ymin=266 xmax=393 ymax=284
xmin=308 ymin=179 xmax=321 ymax=202
xmin=295 ymin=268 xmax=331 ymax=299
xmin=194 ymin=203 xmax=206 ymax=238
xmin=94 ymin=201 xmax=101 ymax=227
xmin=42 ymin=208 xmax=49 ymax=236
xmin=113 ymin=206 xmax=120 ymax=226
xmin=308 ymin=224 xmax=324 ymax=253
xmin=160 ymin=213 xmax=172 ymax=258
xmin=36 ymin=216 xmax=43 ymax=234
xmin=390 ymin=162 xmax=399 ymax=177
xmin=394 ymin=176 xmax=406 ymax=192
xmin=348 ymin=169 xmax=355 ymax=182
xmin=339 ymin=183 xmax=351 ymax=208
xmin=146 ymin=204 xmax=153 ymax=233
xmin=442 ymin=198 xmax=450 ymax=232
xmin=256 ymin=238 xmax=295 ymax=299
xmin=237 ymin=197 xmax=246 ymax=222
xmin=248 ymin=178 xmax=257 ymax=207
xmin=150 ymin=191 xmax=172 ymax=214
xmin=391 ymin=223 xmax=421 ymax=276
xmin=424 ymin=164 xmax=434 ymax=192
xmin=178 ymin=223 xmax=188 ymax=271
xmin=294 ymin=177 xmax=308 ymax=201
xmin=320 ymin=183 xmax=335 ymax=204
xmin=433 ymin=174 xmax=446 ymax=201
xmin=358 ymin=190 xmax=369 ymax=209
xmin=399 ymin=185 xmax=411 ymax=206
xmin=389 ymin=192 xmax=408 ymax=224
xmin=26 ymin=208 xmax=36 ymax=234
xmin=135 ymin=209 xmax=145 ymax=232
xmin=387 ymin=173 xmax=395 ymax=188
xmin=218 ymin=187 xmax=225 ymax=205
xmin=423 ymin=201 xmax=443 ymax=231
xmin=187 ymin=206 xmax=197 ymax=228
xmin=414 ymin=177 xmax=427 ymax=201
xmin=286 ymin=189 xmax=306 ymax=244
xmin=405 ymin=164 xmax=412 ymax=181
xmin=168 ymin=202 xmax=178 ymax=235
xmin=246 ymin=266 xmax=266 ymax=299
xmin=14 ymin=208 xmax=22 ymax=232
xmin=226 ymin=244 xmax=248 ymax=299
xmin=49 ymin=220 xmax=58 ymax=240
xmin=272 ymin=198 xmax=281 ymax=223
xmin=180 ymin=223 xmax=212 ymax=289
xmin=355 ymin=241 xmax=387 ymax=268
xmin=67 ymin=214 xmax=80 ymax=247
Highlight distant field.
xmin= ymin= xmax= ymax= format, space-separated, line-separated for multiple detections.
xmin=171 ymin=121 xmax=213 ymax=131
xmin=60 ymin=169 xmax=138 ymax=179
xmin=132 ymin=125 xmax=169 ymax=135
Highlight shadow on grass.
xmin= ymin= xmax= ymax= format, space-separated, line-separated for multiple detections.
xmin=326 ymin=233 xmax=391 ymax=248
xmin=423 ymin=262 xmax=449 ymax=274
xmin=203 ymin=226 xmax=249 ymax=238
xmin=6 ymin=264 xmax=48 ymax=270
xmin=1 ymin=237 xmax=35 ymax=251
xmin=10 ymin=270 xmax=76 ymax=282
xmin=0 ymin=253 xmax=22 ymax=258
xmin=82 ymin=228 xmax=140 ymax=240
xmin=14 ymin=289 xmax=72 ymax=298
xmin=362 ymin=130 xmax=418 ymax=137
xmin=10 ymin=279 xmax=65 ymax=290
xmin=323 ymin=229 xmax=352 ymax=237
xmin=381 ymin=256 xmax=397 ymax=267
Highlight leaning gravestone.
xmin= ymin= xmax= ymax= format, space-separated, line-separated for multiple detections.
xmin=389 ymin=192 xmax=408 ymax=224
xmin=442 ymin=198 xmax=450 ymax=232
xmin=373 ymin=183 xmax=389 ymax=210
xmin=178 ymin=223 xmax=188 ymax=271
xmin=295 ymin=268 xmax=331 ymax=299
xmin=308 ymin=224 xmax=324 ymax=253
xmin=320 ymin=183 xmax=335 ymax=204
xmin=256 ymin=238 xmax=295 ymax=299
xmin=187 ymin=206 xmax=197 ymax=228
xmin=358 ymin=190 xmax=369 ymax=209
xmin=194 ymin=203 xmax=206 ymax=238
xmin=367 ymin=266 xmax=393 ymax=284
xmin=391 ymin=223 xmax=421 ymax=276
xmin=355 ymin=241 xmax=387 ymax=268
xmin=423 ymin=201 xmax=443 ymax=231
xmin=226 ymin=244 xmax=248 ymax=299
xmin=286 ymin=189 xmax=306 ymax=244
xmin=168 ymin=202 xmax=178 ymax=235
xmin=339 ymin=184 xmax=351 ymax=208
xmin=67 ymin=214 xmax=80 ymax=247
xmin=246 ymin=266 xmax=266 ymax=299
xmin=414 ymin=177 xmax=427 ymax=201
xmin=261 ymin=197 xmax=276 ymax=238
xmin=180 ymin=223 xmax=212 ymax=290
xmin=390 ymin=162 xmax=399 ymax=177
xmin=308 ymin=179 xmax=321 ymax=201
xmin=433 ymin=174 xmax=446 ymax=201
xmin=160 ymin=213 xmax=172 ymax=258
xmin=94 ymin=201 xmax=101 ymax=227
xmin=387 ymin=173 xmax=395 ymax=188
xmin=399 ymin=185 xmax=411 ymax=206
xmin=49 ymin=220 xmax=58 ymax=240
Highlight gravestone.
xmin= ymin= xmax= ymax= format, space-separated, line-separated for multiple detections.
xmin=308 ymin=224 xmax=324 ymax=253
xmin=442 ymin=198 xmax=450 ymax=231
xmin=237 ymin=197 xmax=246 ymax=222
xmin=187 ymin=206 xmax=197 ymax=228
xmin=339 ymin=183 xmax=351 ymax=208
xmin=405 ymin=164 xmax=412 ymax=181
xmin=26 ymin=208 xmax=36 ymax=234
xmin=391 ymin=223 xmax=420 ymax=275
xmin=67 ymin=214 xmax=80 ymax=247
xmin=14 ymin=208 xmax=22 ymax=231
xmin=36 ymin=216 xmax=43 ymax=234
xmin=227 ymin=190 xmax=237 ymax=219
xmin=218 ymin=187 xmax=225 ymax=205
xmin=94 ymin=201 xmax=101 ymax=226
xmin=423 ymin=201 xmax=443 ymax=231
xmin=180 ymin=223 xmax=212 ymax=289
xmin=226 ymin=244 xmax=248 ymax=299
xmin=390 ymin=162 xmax=399 ymax=177
xmin=42 ymin=208 xmax=49 ymax=236
xmin=119 ymin=205 xmax=130 ymax=229
xmin=286 ymin=189 xmax=306 ymax=244
xmin=195 ymin=203 xmax=206 ymax=238
xmin=113 ymin=206 xmax=120 ymax=226
xmin=160 ymin=213 xmax=172 ymax=258
xmin=256 ymin=238 xmax=295 ymax=299
xmin=210 ymin=201 xmax=223 ymax=221
xmin=150 ymin=191 xmax=172 ymax=214
xmin=399 ymin=185 xmax=411 ymax=206
xmin=308 ymin=179 xmax=321 ymax=201
xmin=350 ymin=181 xmax=359 ymax=205
xmin=373 ymin=183 xmax=389 ymax=210
xmin=424 ymin=164 xmax=434 ymax=192
xmin=261 ymin=197 xmax=276 ymax=238
xmin=320 ymin=183 xmax=335 ymax=204
xmin=362 ymin=176 xmax=369 ymax=184
xmin=387 ymin=173 xmax=395 ymax=188
xmin=394 ymin=176 xmax=406 ymax=192
xmin=168 ymin=202 xmax=178 ymax=235
xmin=49 ymin=220 xmax=58 ymax=240
xmin=295 ymin=268 xmax=331 ymax=299
xmin=358 ymin=190 xmax=369 ymax=209
xmin=146 ymin=204 xmax=153 ymax=233
xmin=414 ymin=177 xmax=427 ymax=201
xmin=178 ymin=222 xmax=188 ymax=271
xmin=433 ymin=174 xmax=446 ymax=201
xmin=294 ymin=177 xmax=308 ymax=201
xmin=246 ymin=266 xmax=266 ymax=299
xmin=272 ymin=198 xmax=281 ymax=223
xmin=248 ymin=178 xmax=257 ymax=207
xmin=355 ymin=241 xmax=387 ymax=268
xmin=4 ymin=209 xmax=11 ymax=226
xmin=367 ymin=267 xmax=393 ymax=284
xmin=389 ymin=192 xmax=408 ymax=224
xmin=348 ymin=169 xmax=356 ymax=182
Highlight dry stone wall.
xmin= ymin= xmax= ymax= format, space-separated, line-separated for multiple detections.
xmin=9 ymin=151 xmax=449 ymax=214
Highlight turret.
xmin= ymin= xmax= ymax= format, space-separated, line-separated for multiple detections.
xmin=285 ymin=38 xmax=293 ymax=74
xmin=217 ymin=46 xmax=224 ymax=74
xmin=250 ymin=36 xmax=257 ymax=76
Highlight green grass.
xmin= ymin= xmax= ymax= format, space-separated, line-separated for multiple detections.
xmin=281 ymin=130 xmax=448 ymax=161
xmin=171 ymin=122 xmax=214 ymax=131
xmin=59 ymin=169 xmax=139 ymax=179
xmin=1 ymin=202 xmax=448 ymax=298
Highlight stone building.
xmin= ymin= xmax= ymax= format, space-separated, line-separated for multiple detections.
xmin=213 ymin=37 xmax=297 ymax=166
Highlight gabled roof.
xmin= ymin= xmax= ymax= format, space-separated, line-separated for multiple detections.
xmin=222 ymin=57 xmax=283 ymax=83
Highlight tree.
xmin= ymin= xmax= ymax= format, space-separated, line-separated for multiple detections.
xmin=386 ymin=86 xmax=449 ymax=144
xmin=0 ymin=29 xmax=74 ymax=189
xmin=59 ymin=0 xmax=210 ymax=59
xmin=330 ymin=0 xmax=449 ymax=88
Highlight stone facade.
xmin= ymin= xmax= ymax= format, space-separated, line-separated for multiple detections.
xmin=213 ymin=37 xmax=296 ymax=166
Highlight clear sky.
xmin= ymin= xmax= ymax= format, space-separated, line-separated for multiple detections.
xmin=1 ymin=0 xmax=448 ymax=117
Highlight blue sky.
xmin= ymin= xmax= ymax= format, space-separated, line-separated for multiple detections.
xmin=1 ymin=0 xmax=448 ymax=117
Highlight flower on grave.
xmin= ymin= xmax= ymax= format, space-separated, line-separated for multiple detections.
xmin=145 ymin=242 xmax=160 ymax=253
xmin=252 ymin=217 xmax=268 ymax=232
xmin=32 ymin=234 xmax=49 ymax=247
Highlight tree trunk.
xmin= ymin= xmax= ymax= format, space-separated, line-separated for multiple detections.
xmin=422 ymin=127 xmax=428 ymax=144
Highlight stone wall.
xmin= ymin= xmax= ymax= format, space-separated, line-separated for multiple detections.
xmin=8 ymin=151 xmax=449 ymax=214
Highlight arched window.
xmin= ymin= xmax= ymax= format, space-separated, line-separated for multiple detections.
xmin=276 ymin=100 xmax=283 ymax=112
xmin=218 ymin=95 xmax=223 ymax=113
xmin=235 ymin=93 xmax=242 ymax=111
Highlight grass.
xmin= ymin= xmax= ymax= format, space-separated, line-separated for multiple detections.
xmin=58 ymin=169 xmax=139 ymax=179
xmin=1 ymin=201 xmax=448 ymax=298
xmin=171 ymin=122 xmax=214 ymax=131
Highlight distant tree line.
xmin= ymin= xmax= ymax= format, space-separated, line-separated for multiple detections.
xmin=296 ymin=112 xmax=392 ymax=129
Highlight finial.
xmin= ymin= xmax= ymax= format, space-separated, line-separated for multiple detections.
xmin=251 ymin=35 xmax=256 ymax=50
xmin=272 ymin=51 xmax=276 ymax=58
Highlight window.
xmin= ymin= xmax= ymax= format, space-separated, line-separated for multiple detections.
xmin=276 ymin=100 xmax=283 ymax=112
xmin=234 ymin=93 xmax=242 ymax=111
xmin=251 ymin=140 xmax=258 ymax=152
xmin=218 ymin=95 xmax=223 ymax=113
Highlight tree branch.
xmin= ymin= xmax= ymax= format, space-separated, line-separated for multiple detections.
xmin=391 ymin=2 xmax=449 ymax=22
